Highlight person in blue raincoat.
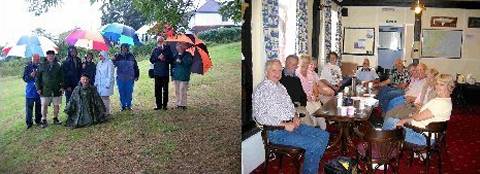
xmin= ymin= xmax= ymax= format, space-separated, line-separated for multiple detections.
xmin=171 ymin=42 xmax=193 ymax=110
xmin=95 ymin=51 xmax=115 ymax=115
xmin=112 ymin=44 xmax=139 ymax=111
xmin=23 ymin=54 xmax=42 ymax=129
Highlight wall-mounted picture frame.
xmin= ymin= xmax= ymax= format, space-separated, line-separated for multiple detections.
xmin=431 ymin=16 xmax=458 ymax=27
xmin=343 ymin=27 xmax=375 ymax=55
xmin=468 ymin=17 xmax=480 ymax=28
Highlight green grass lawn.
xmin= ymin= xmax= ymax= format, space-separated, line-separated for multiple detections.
xmin=0 ymin=42 xmax=240 ymax=173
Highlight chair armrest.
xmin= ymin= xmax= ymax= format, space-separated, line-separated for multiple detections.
xmin=404 ymin=124 xmax=428 ymax=133
xmin=263 ymin=125 xmax=286 ymax=131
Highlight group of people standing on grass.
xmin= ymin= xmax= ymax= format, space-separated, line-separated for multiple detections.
xmin=253 ymin=52 xmax=455 ymax=174
xmin=23 ymin=35 xmax=195 ymax=129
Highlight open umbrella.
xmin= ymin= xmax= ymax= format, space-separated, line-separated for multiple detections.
xmin=166 ymin=33 xmax=212 ymax=75
xmin=101 ymin=23 xmax=141 ymax=46
xmin=6 ymin=34 xmax=58 ymax=58
xmin=65 ymin=28 xmax=109 ymax=51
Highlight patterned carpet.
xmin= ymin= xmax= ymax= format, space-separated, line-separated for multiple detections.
xmin=251 ymin=106 xmax=480 ymax=174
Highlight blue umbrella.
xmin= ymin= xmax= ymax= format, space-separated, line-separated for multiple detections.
xmin=100 ymin=23 xmax=141 ymax=46
xmin=7 ymin=35 xmax=58 ymax=58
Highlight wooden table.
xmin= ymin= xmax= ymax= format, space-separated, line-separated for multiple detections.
xmin=313 ymin=97 xmax=374 ymax=155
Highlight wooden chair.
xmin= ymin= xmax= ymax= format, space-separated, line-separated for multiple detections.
xmin=404 ymin=121 xmax=448 ymax=174
xmin=258 ymin=124 xmax=305 ymax=174
xmin=356 ymin=126 xmax=405 ymax=174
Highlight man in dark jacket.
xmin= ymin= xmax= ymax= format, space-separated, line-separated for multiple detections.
xmin=23 ymin=54 xmax=42 ymax=129
xmin=61 ymin=46 xmax=82 ymax=103
xmin=150 ymin=36 xmax=173 ymax=110
xmin=82 ymin=52 xmax=96 ymax=85
xmin=36 ymin=50 xmax=64 ymax=128
xmin=279 ymin=55 xmax=308 ymax=107
xmin=113 ymin=43 xmax=139 ymax=111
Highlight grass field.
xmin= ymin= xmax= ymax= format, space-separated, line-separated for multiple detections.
xmin=0 ymin=42 xmax=241 ymax=173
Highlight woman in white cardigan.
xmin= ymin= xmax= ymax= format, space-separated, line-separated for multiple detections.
xmin=95 ymin=51 xmax=115 ymax=115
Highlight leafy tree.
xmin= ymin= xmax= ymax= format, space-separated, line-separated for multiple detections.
xmin=132 ymin=0 xmax=196 ymax=29
xmin=219 ymin=0 xmax=242 ymax=23
xmin=100 ymin=0 xmax=146 ymax=30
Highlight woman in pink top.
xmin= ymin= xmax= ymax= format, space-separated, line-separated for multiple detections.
xmin=296 ymin=55 xmax=335 ymax=101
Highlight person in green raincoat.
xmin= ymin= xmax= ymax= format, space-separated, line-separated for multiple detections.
xmin=65 ymin=74 xmax=107 ymax=128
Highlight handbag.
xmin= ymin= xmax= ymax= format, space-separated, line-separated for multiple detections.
xmin=324 ymin=156 xmax=358 ymax=174
xmin=148 ymin=64 xmax=154 ymax=78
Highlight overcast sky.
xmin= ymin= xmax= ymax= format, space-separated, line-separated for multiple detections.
xmin=0 ymin=0 xmax=105 ymax=46
xmin=0 ymin=0 xmax=210 ymax=47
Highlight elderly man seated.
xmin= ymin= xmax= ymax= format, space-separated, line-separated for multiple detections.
xmin=385 ymin=63 xmax=428 ymax=111
xmin=253 ymin=59 xmax=330 ymax=174
xmin=356 ymin=58 xmax=379 ymax=83
xmin=375 ymin=58 xmax=411 ymax=111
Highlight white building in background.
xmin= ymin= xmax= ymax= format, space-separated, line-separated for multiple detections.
xmin=136 ymin=0 xmax=239 ymax=41
xmin=136 ymin=22 xmax=157 ymax=43
xmin=188 ymin=0 xmax=237 ymax=33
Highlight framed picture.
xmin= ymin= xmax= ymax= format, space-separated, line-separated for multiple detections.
xmin=431 ymin=16 xmax=457 ymax=27
xmin=343 ymin=28 xmax=375 ymax=55
xmin=468 ymin=17 xmax=480 ymax=28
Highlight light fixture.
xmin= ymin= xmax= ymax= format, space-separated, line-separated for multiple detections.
xmin=411 ymin=0 xmax=425 ymax=14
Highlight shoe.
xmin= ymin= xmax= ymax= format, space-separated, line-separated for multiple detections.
xmin=154 ymin=107 xmax=161 ymax=110
xmin=121 ymin=107 xmax=126 ymax=111
xmin=127 ymin=107 xmax=132 ymax=111
xmin=53 ymin=118 xmax=62 ymax=125
xmin=27 ymin=124 xmax=33 ymax=129
xmin=41 ymin=120 xmax=48 ymax=128
xmin=162 ymin=107 xmax=168 ymax=110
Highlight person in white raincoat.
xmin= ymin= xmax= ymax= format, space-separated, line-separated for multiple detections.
xmin=95 ymin=51 xmax=115 ymax=115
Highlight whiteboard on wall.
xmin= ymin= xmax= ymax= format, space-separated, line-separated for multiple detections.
xmin=343 ymin=27 xmax=375 ymax=55
xmin=421 ymin=29 xmax=462 ymax=58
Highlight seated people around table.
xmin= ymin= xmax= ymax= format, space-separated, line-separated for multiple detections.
xmin=384 ymin=63 xmax=427 ymax=112
xmin=65 ymin=74 xmax=107 ymax=128
xmin=253 ymin=59 xmax=330 ymax=174
xmin=279 ymin=55 xmax=312 ymax=126
xmin=382 ymin=74 xmax=454 ymax=146
xmin=293 ymin=55 xmax=327 ymax=129
xmin=356 ymin=58 xmax=379 ymax=83
xmin=375 ymin=58 xmax=410 ymax=111
xmin=386 ymin=68 xmax=439 ymax=119
xmin=319 ymin=52 xmax=343 ymax=94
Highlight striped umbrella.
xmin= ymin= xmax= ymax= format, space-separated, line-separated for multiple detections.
xmin=100 ymin=23 xmax=141 ymax=46
xmin=65 ymin=28 xmax=109 ymax=51
xmin=6 ymin=35 xmax=58 ymax=58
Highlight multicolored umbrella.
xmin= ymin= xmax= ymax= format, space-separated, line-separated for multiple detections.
xmin=100 ymin=23 xmax=141 ymax=46
xmin=6 ymin=35 xmax=58 ymax=58
xmin=166 ymin=33 xmax=213 ymax=75
xmin=65 ymin=28 xmax=109 ymax=51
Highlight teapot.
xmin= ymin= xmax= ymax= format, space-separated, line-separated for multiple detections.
xmin=466 ymin=74 xmax=476 ymax=85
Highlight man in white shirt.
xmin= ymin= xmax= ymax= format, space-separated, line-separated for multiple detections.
xmin=253 ymin=59 xmax=329 ymax=174
xmin=356 ymin=58 xmax=379 ymax=82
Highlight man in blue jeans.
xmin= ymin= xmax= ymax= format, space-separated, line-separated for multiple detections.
xmin=253 ymin=59 xmax=329 ymax=174
xmin=23 ymin=54 xmax=42 ymax=129
xmin=113 ymin=44 xmax=139 ymax=111
xmin=375 ymin=59 xmax=411 ymax=111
